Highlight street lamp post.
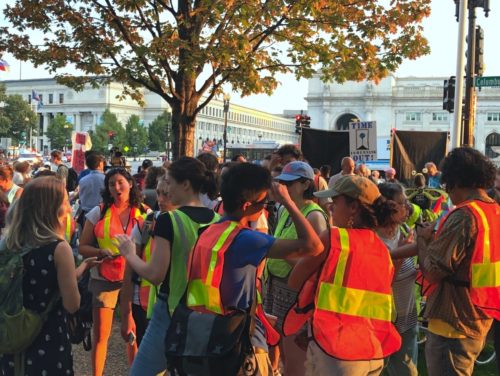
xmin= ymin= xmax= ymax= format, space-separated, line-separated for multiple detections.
xmin=133 ymin=128 xmax=138 ymax=161
xmin=63 ymin=124 xmax=70 ymax=152
xmin=222 ymin=93 xmax=230 ymax=162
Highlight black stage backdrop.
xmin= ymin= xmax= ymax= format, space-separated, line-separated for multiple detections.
xmin=301 ymin=128 xmax=349 ymax=174
xmin=391 ymin=130 xmax=448 ymax=184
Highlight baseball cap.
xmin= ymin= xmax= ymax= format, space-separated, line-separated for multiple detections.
xmin=275 ymin=161 xmax=314 ymax=181
xmin=314 ymin=175 xmax=381 ymax=205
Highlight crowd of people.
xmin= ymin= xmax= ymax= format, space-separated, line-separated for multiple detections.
xmin=0 ymin=144 xmax=499 ymax=376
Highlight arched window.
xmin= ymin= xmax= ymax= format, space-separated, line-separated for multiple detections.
xmin=336 ymin=113 xmax=360 ymax=130
xmin=485 ymin=132 xmax=500 ymax=159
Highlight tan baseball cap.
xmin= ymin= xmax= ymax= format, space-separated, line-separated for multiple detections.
xmin=314 ymin=175 xmax=381 ymax=205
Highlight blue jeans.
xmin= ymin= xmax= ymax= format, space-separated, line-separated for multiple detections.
xmin=385 ymin=325 xmax=418 ymax=376
xmin=130 ymin=299 xmax=170 ymax=376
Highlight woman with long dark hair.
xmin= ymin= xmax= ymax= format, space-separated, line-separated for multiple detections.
xmin=79 ymin=167 xmax=147 ymax=376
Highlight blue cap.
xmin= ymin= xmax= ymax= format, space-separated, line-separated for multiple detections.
xmin=275 ymin=161 xmax=314 ymax=181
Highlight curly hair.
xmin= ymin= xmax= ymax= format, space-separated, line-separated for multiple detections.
xmin=101 ymin=168 xmax=144 ymax=215
xmin=440 ymin=147 xmax=496 ymax=191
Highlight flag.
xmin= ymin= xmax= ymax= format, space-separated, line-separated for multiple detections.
xmin=37 ymin=100 xmax=44 ymax=111
xmin=0 ymin=59 xmax=10 ymax=72
xmin=32 ymin=89 xmax=41 ymax=101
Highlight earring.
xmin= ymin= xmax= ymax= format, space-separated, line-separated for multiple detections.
xmin=347 ymin=216 xmax=354 ymax=229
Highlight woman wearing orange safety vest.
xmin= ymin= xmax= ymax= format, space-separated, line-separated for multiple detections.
xmin=79 ymin=167 xmax=147 ymax=376
xmin=120 ymin=172 xmax=175 ymax=348
xmin=284 ymin=175 xmax=402 ymax=376
xmin=416 ymin=147 xmax=499 ymax=376
xmin=116 ymin=157 xmax=219 ymax=376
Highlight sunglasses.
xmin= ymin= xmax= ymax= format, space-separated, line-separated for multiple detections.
xmin=249 ymin=196 xmax=269 ymax=208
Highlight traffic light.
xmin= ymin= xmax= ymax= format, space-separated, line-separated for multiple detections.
xmin=295 ymin=114 xmax=303 ymax=134
xmin=475 ymin=26 xmax=484 ymax=76
xmin=443 ymin=76 xmax=456 ymax=113
xmin=107 ymin=131 xmax=115 ymax=140
xmin=302 ymin=115 xmax=311 ymax=128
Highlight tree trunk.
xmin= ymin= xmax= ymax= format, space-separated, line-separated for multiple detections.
xmin=171 ymin=102 xmax=196 ymax=160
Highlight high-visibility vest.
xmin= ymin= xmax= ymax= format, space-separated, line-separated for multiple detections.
xmin=284 ymin=227 xmax=401 ymax=361
xmin=418 ymin=200 xmax=500 ymax=319
xmin=186 ymin=220 xmax=280 ymax=346
xmin=135 ymin=211 xmax=158 ymax=314
xmin=166 ymin=209 xmax=220 ymax=315
xmin=64 ymin=213 xmax=76 ymax=243
xmin=187 ymin=221 xmax=243 ymax=314
xmin=255 ymin=261 xmax=281 ymax=346
xmin=267 ymin=202 xmax=326 ymax=278
xmin=95 ymin=204 xmax=145 ymax=282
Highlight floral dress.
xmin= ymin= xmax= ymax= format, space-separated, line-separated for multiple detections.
xmin=0 ymin=240 xmax=74 ymax=376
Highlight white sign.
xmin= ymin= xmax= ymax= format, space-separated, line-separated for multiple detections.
xmin=349 ymin=121 xmax=377 ymax=162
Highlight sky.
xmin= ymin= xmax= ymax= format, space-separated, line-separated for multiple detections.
xmin=1 ymin=0 xmax=499 ymax=114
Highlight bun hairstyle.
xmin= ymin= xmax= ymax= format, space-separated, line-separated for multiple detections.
xmin=168 ymin=157 xmax=218 ymax=200
xmin=342 ymin=193 xmax=399 ymax=230
xmin=375 ymin=183 xmax=405 ymax=227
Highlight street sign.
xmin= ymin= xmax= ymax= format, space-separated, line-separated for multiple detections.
xmin=349 ymin=121 xmax=377 ymax=162
xmin=475 ymin=76 xmax=500 ymax=88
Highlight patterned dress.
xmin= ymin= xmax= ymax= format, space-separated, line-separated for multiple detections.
xmin=0 ymin=240 xmax=74 ymax=376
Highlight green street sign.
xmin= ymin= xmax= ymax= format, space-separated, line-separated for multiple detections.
xmin=476 ymin=76 xmax=500 ymax=88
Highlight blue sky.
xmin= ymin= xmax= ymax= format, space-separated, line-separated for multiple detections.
xmin=1 ymin=0 xmax=498 ymax=114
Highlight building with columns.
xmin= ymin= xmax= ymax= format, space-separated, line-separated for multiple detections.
xmin=306 ymin=75 xmax=500 ymax=162
xmin=3 ymin=78 xmax=298 ymax=153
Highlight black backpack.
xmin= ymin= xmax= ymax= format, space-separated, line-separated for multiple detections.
xmin=66 ymin=270 xmax=92 ymax=351
xmin=66 ymin=167 xmax=79 ymax=192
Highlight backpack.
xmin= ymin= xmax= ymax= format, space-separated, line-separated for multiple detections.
xmin=66 ymin=167 xmax=79 ymax=192
xmin=0 ymin=242 xmax=59 ymax=356
xmin=165 ymin=291 xmax=257 ymax=376
xmin=66 ymin=270 xmax=93 ymax=351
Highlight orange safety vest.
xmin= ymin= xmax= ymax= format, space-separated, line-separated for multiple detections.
xmin=186 ymin=220 xmax=280 ymax=346
xmin=284 ymin=227 xmax=401 ymax=361
xmin=418 ymin=200 xmax=500 ymax=319
xmin=95 ymin=204 xmax=145 ymax=282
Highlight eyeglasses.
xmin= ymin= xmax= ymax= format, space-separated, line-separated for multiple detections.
xmin=278 ymin=180 xmax=296 ymax=187
xmin=249 ymin=196 xmax=269 ymax=208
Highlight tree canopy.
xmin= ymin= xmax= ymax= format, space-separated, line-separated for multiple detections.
xmin=124 ymin=114 xmax=148 ymax=156
xmin=1 ymin=0 xmax=431 ymax=158
xmin=46 ymin=114 xmax=73 ymax=150
xmin=0 ymin=84 xmax=37 ymax=146
xmin=148 ymin=111 xmax=172 ymax=152
xmin=91 ymin=109 xmax=126 ymax=154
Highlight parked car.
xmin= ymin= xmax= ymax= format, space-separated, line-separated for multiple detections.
xmin=17 ymin=153 xmax=43 ymax=165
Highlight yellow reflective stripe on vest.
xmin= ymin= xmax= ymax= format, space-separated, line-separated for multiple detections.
xmin=469 ymin=202 xmax=499 ymax=288
xmin=206 ymin=221 xmax=238 ymax=287
xmin=97 ymin=208 xmax=120 ymax=255
xmin=317 ymin=228 xmax=392 ymax=321
xmin=140 ymin=239 xmax=153 ymax=288
xmin=317 ymin=284 xmax=393 ymax=321
xmin=333 ymin=228 xmax=350 ymax=286
xmin=469 ymin=202 xmax=491 ymax=262
xmin=187 ymin=279 xmax=223 ymax=314
xmin=65 ymin=214 xmax=72 ymax=242
xmin=256 ymin=289 xmax=262 ymax=304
